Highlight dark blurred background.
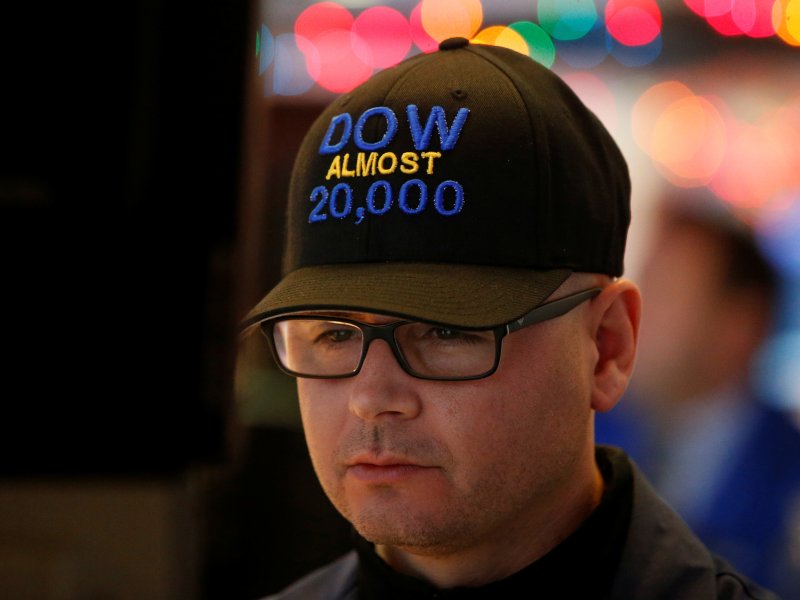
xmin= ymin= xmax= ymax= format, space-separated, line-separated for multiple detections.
xmin=2 ymin=0 xmax=246 ymax=475
xmin=2 ymin=0 xmax=249 ymax=596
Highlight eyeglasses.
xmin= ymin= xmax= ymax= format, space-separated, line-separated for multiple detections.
xmin=258 ymin=288 xmax=601 ymax=381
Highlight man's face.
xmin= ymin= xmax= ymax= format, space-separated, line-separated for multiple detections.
xmin=632 ymin=222 xmax=726 ymax=403
xmin=296 ymin=307 xmax=598 ymax=556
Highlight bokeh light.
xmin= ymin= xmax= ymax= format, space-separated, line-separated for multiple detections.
xmin=554 ymin=18 xmax=610 ymax=69
xmin=509 ymin=20 xmax=556 ymax=67
xmin=259 ymin=1 xmax=795 ymax=100
xmin=774 ymin=0 xmax=800 ymax=46
xmin=352 ymin=6 xmax=412 ymax=68
xmin=683 ymin=0 xmax=731 ymax=17
xmin=709 ymin=10 xmax=747 ymax=36
xmin=634 ymin=80 xmax=800 ymax=215
xmin=313 ymin=29 xmax=373 ymax=93
xmin=294 ymin=2 xmax=354 ymax=57
xmin=632 ymin=81 xmax=695 ymax=152
xmin=605 ymin=0 xmax=662 ymax=46
xmin=472 ymin=25 xmax=528 ymax=55
xmin=711 ymin=102 xmax=800 ymax=209
xmin=633 ymin=82 xmax=727 ymax=186
xmin=608 ymin=32 xmax=662 ymax=66
xmin=684 ymin=0 xmax=787 ymax=39
xmin=731 ymin=0 xmax=776 ymax=38
xmin=410 ymin=2 xmax=440 ymax=53
xmin=538 ymin=0 xmax=598 ymax=41
xmin=258 ymin=24 xmax=276 ymax=75
xmin=272 ymin=34 xmax=315 ymax=96
xmin=651 ymin=94 xmax=727 ymax=186
xmin=420 ymin=0 xmax=483 ymax=42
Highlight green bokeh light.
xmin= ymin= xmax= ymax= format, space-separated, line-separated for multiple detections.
xmin=509 ymin=20 xmax=556 ymax=67
xmin=538 ymin=0 xmax=598 ymax=41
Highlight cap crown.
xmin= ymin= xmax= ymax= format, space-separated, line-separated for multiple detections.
xmin=283 ymin=42 xmax=630 ymax=277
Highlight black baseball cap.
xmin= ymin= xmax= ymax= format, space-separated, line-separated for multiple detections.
xmin=243 ymin=37 xmax=630 ymax=329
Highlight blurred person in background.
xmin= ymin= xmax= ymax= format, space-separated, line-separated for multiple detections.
xmin=596 ymin=190 xmax=800 ymax=598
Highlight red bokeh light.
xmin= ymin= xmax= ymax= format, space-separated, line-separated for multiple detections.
xmin=313 ymin=29 xmax=373 ymax=93
xmin=606 ymin=0 xmax=662 ymax=46
xmin=352 ymin=6 xmax=412 ymax=68
xmin=706 ymin=10 xmax=745 ymax=36
xmin=731 ymin=0 xmax=777 ymax=37
xmin=294 ymin=2 xmax=354 ymax=56
xmin=409 ymin=2 xmax=440 ymax=53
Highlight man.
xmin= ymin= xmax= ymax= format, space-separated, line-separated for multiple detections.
xmin=596 ymin=194 xmax=800 ymax=598
xmin=240 ymin=38 xmax=779 ymax=598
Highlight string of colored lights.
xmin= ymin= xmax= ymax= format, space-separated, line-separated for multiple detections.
xmin=686 ymin=0 xmax=800 ymax=42
xmin=256 ymin=1 xmax=797 ymax=96
xmin=256 ymin=1 xmax=670 ymax=95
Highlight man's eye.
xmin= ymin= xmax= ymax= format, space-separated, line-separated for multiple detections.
xmin=319 ymin=329 xmax=356 ymax=343
xmin=432 ymin=327 xmax=462 ymax=340
xmin=425 ymin=327 xmax=483 ymax=345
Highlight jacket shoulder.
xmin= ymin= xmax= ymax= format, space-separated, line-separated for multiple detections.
xmin=612 ymin=454 xmax=782 ymax=600
xmin=714 ymin=556 xmax=783 ymax=600
xmin=262 ymin=551 xmax=359 ymax=600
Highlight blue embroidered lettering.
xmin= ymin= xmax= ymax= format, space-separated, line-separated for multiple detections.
xmin=407 ymin=105 xmax=470 ymax=151
xmin=434 ymin=180 xmax=464 ymax=215
xmin=355 ymin=107 xmax=398 ymax=151
xmin=307 ymin=179 xmax=464 ymax=224
xmin=319 ymin=113 xmax=352 ymax=155
xmin=366 ymin=180 xmax=392 ymax=215
xmin=329 ymin=183 xmax=353 ymax=219
xmin=309 ymin=186 xmax=329 ymax=222
xmin=398 ymin=179 xmax=427 ymax=214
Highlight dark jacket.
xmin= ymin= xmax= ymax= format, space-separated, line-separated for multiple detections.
xmin=597 ymin=398 xmax=800 ymax=598
xmin=264 ymin=461 xmax=780 ymax=600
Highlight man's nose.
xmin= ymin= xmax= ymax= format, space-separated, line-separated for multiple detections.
xmin=347 ymin=339 xmax=423 ymax=422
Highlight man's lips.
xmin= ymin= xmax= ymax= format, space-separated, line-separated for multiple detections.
xmin=346 ymin=455 xmax=438 ymax=483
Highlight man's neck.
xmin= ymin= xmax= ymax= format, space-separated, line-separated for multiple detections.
xmin=374 ymin=462 xmax=604 ymax=588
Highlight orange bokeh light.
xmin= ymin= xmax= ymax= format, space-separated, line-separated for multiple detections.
xmin=420 ymin=0 xmax=483 ymax=42
xmin=649 ymin=94 xmax=727 ymax=185
xmin=773 ymin=0 xmax=800 ymax=46
xmin=472 ymin=25 xmax=528 ymax=54
xmin=632 ymin=81 xmax=694 ymax=153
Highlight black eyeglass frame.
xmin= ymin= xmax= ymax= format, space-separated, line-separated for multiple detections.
xmin=258 ymin=287 xmax=602 ymax=381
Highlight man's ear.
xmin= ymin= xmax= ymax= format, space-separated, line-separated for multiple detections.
xmin=589 ymin=280 xmax=642 ymax=413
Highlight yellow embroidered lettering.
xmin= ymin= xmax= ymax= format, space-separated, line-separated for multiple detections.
xmin=378 ymin=152 xmax=398 ymax=175
xmin=357 ymin=152 xmax=378 ymax=176
xmin=420 ymin=151 xmax=442 ymax=175
xmin=400 ymin=152 xmax=419 ymax=174
xmin=341 ymin=153 xmax=356 ymax=177
xmin=325 ymin=155 xmax=342 ymax=180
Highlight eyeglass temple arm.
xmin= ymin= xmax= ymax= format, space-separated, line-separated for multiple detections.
xmin=506 ymin=288 xmax=602 ymax=333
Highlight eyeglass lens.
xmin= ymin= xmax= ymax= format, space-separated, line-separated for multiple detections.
xmin=271 ymin=319 xmax=497 ymax=378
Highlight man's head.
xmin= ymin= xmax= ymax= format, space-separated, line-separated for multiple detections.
xmin=243 ymin=39 xmax=641 ymax=584
xmin=633 ymin=193 xmax=778 ymax=405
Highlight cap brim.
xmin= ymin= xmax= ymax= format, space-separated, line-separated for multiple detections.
xmin=242 ymin=263 xmax=571 ymax=329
